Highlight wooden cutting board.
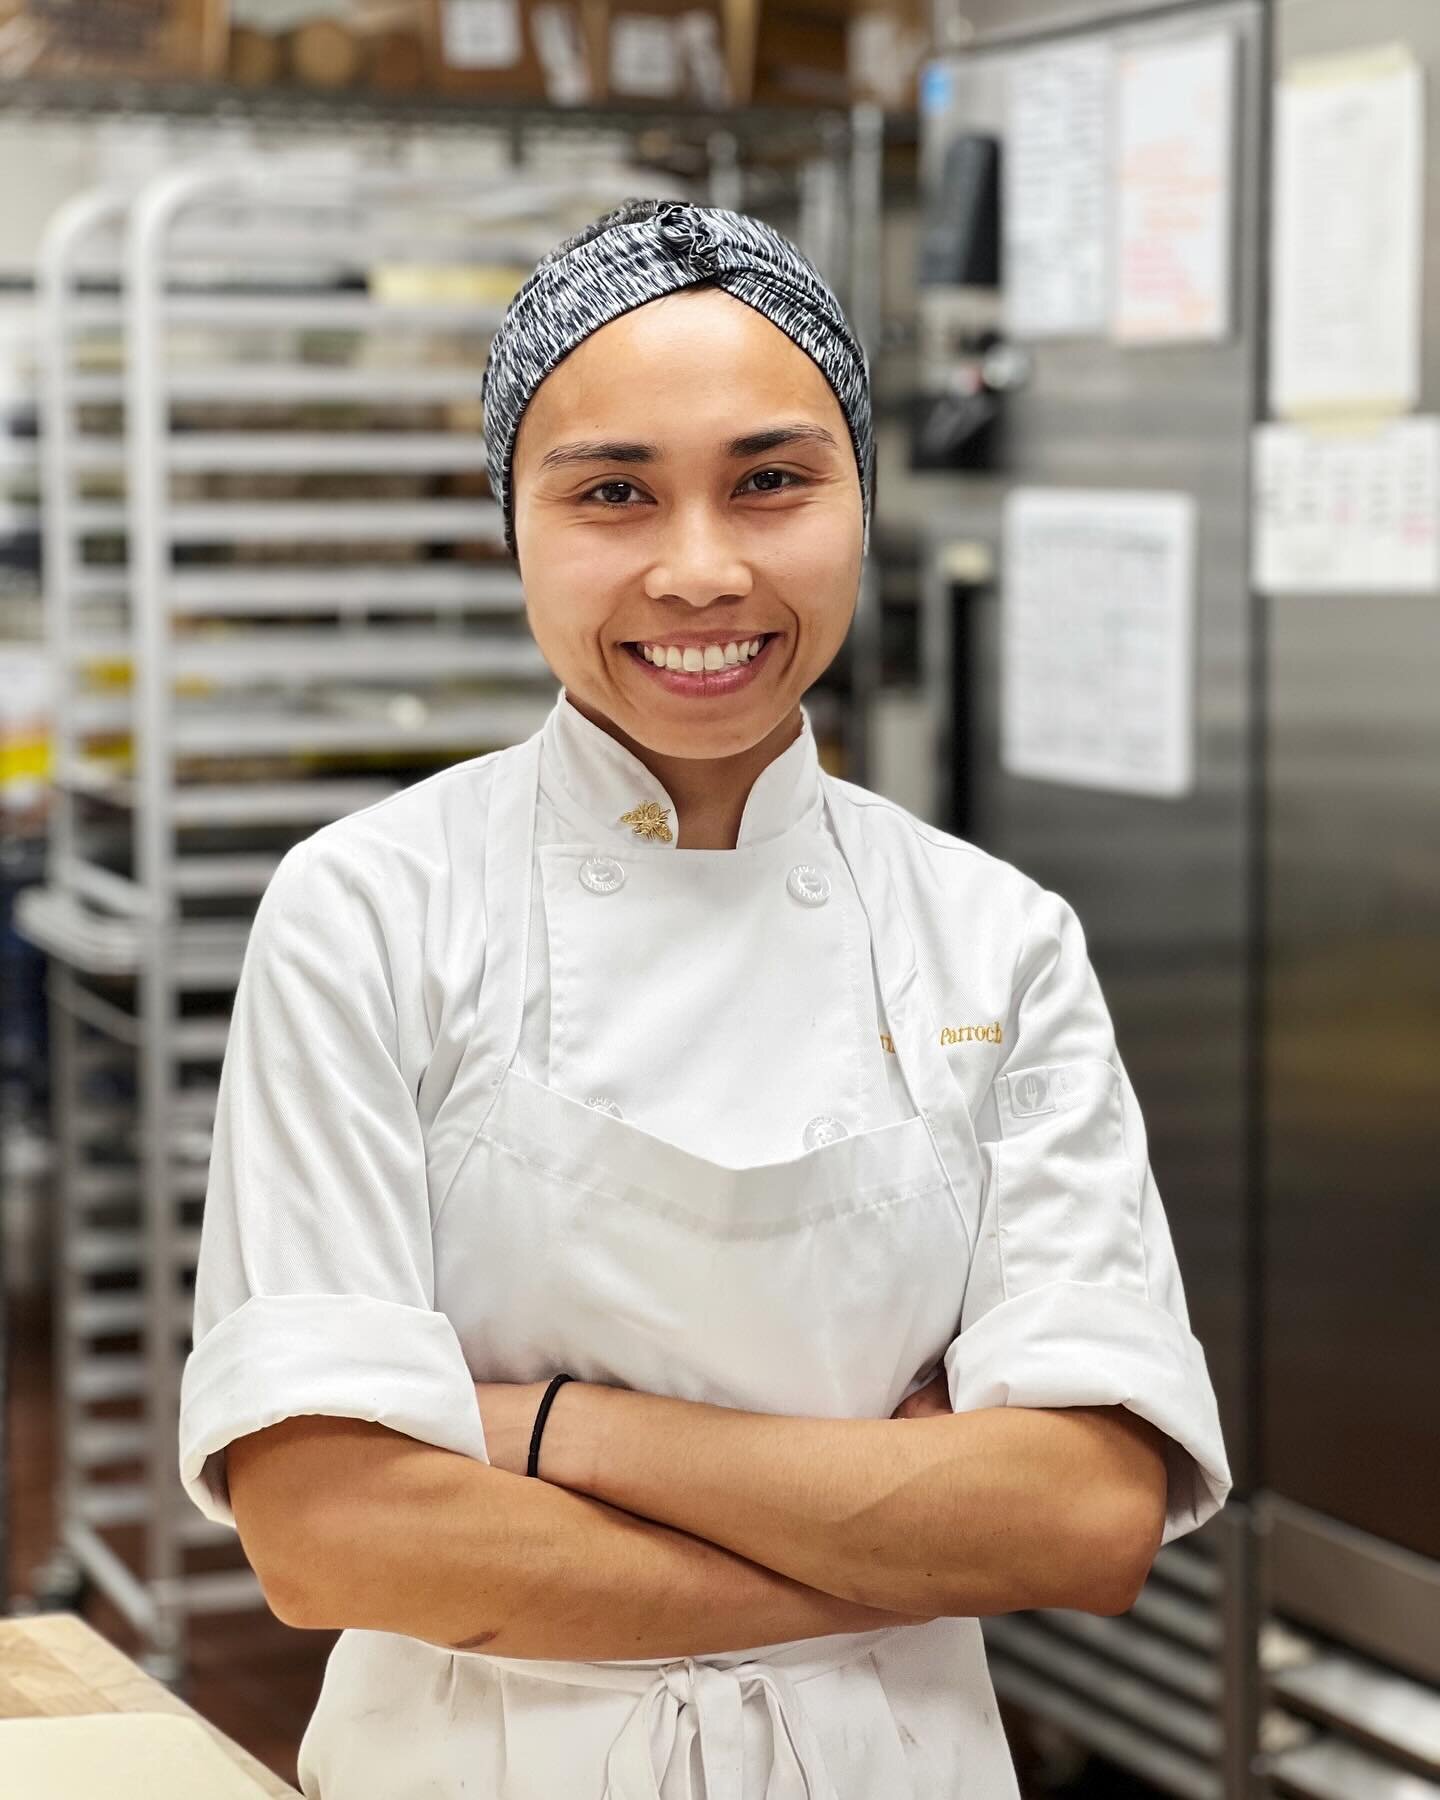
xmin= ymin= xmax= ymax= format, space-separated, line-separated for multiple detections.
xmin=0 ymin=1713 xmax=280 ymax=1797
xmin=0 ymin=1614 xmax=297 ymax=1797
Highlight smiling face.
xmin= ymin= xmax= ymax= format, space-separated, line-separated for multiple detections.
xmin=509 ymin=285 xmax=864 ymax=763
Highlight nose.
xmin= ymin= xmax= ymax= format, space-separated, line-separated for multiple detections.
xmin=643 ymin=498 xmax=753 ymax=606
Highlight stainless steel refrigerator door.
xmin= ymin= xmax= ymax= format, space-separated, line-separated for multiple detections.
xmin=1265 ymin=0 xmax=1440 ymax=1568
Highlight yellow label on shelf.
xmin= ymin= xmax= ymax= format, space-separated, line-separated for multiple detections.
xmin=0 ymin=736 xmax=51 ymax=783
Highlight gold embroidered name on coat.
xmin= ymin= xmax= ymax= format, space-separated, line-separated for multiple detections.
xmin=879 ymin=1022 xmax=1003 ymax=1053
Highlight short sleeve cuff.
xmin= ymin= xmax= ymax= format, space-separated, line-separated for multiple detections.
xmin=178 ymin=1293 xmax=491 ymax=1530
xmin=943 ymin=1280 xmax=1232 ymax=1545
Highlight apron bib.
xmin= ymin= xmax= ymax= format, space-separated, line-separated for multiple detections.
xmin=427 ymin=730 xmax=989 ymax=1798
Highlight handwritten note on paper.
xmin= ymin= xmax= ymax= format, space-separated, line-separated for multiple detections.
xmin=1270 ymin=45 xmax=1425 ymax=417
xmin=1254 ymin=419 xmax=1440 ymax=594
xmin=1113 ymin=32 xmax=1235 ymax=344
xmin=1001 ymin=489 xmax=1196 ymax=798
xmin=1003 ymin=41 xmax=1112 ymax=339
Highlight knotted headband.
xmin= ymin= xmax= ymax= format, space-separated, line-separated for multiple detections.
xmin=481 ymin=197 xmax=874 ymax=559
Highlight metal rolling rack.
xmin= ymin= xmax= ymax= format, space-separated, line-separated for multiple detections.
xmin=20 ymin=187 xmax=163 ymax=1648
xmin=13 ymin=118 xmax=873 ymax=1682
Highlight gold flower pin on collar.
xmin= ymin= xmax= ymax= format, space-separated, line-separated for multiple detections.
xmin=619 ymin=801 xmax=674 ymax=843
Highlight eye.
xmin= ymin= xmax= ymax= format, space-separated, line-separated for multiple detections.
xmin=739 ymin=468 xmax=807 ymax=495
xmin=581 ymin=480 xmax=648 ymax=507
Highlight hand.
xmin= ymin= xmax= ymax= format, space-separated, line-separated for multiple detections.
xmin=472 ymin=1380 xmax=562 ymax=1478
xmin=891 ymin=1368 xmax=952 ymax=1420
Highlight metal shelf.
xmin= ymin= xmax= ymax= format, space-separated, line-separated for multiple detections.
xmin=0 ymin=73 xmax=856 ymax=148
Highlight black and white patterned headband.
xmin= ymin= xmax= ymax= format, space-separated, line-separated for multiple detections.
xmin=481 ymin=197 xmax=873 ymax=559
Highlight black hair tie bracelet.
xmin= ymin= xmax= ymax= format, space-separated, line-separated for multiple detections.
xmin=527 ymin=1373 xmax=575 ymax=1478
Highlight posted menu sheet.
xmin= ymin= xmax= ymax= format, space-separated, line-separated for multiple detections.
xmin=1001 ymin=488 xmax=1196 ymax=798
xmin=1254 ymin=418 xmax=1440 ymax=594
xmin=1270 ymin=44 xmax=1425 ymax=417
xmin=1113 ymin=32 xmax=1236 ymax=344
xmin=1003 ymin=40 xmax=1112 ymax=339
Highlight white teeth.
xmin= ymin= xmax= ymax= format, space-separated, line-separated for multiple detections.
xmin=641 ymin=636 xmax=767 ymax=669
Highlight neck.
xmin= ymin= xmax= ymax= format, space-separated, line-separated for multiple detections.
xmin=569 ymin=697 xmax=804 ymax=851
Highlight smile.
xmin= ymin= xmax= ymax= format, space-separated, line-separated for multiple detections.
xmin=636 ymin=635 xmax=771 ymax=670
xmin=624 ymin=633 xmax=779 ymax=696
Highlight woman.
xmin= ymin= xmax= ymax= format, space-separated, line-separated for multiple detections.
xmin=179 ymin=198 xmax=1231 ymax=1798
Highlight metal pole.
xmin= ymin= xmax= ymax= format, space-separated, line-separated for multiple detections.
xmin=705 ymin=130 xmax=742 ymax=211
xmin=845 ymin=102 xmax=885 ymax=790
xmin=1220 ymin=1500 xmax=1265 ymax=1799
xmin=127 ymin=166 xmax=188 ymax=1683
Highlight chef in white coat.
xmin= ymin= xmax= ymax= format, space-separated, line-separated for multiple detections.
xmin=178 ymin=197 xmax=1232 ymax=1799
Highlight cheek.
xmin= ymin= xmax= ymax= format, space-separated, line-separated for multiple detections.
xmin=526 ymin=596 xmax=616 ymax=664
xmin=534 ymin=525 xmax=637 ymax=605
xmin=778 ymin=494 xmax=862 ymax=563
xmin=519 ymin=530 xmax=620 ymax=631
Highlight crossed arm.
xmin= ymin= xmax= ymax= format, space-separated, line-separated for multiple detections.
xmin=229 ymin=1374 xmax=1169 ymax=1660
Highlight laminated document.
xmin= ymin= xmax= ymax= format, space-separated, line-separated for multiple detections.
xmin=1003 ymin=41 xmax=1112 ymax=338
xmin=1001 ymin=488 xmax=1196 ymax=797
xmin=1113 ymin=32 xmax=1235 ymax=344
xmin=1254 ymin=418 xmax=1440 ymax=594
xmin=1270 ymin=45 xmax=1425 ymax=417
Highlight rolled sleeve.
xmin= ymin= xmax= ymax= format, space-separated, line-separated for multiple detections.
xmin=944 ymin=887 xmax=1232 ymax=1546
xmin=180 ymin=1294 xmax=490 ymax=1528
xmin=179 ymin=835 xmax=490 ymax=1532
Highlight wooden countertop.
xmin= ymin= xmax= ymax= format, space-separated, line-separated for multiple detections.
xmin=0 ymin=1612 xmax=299 ymax=1797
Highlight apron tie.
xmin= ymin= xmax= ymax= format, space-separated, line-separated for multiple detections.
xmin=477 ymin=1626 xmax=914 ymax=1800
xmin=603 ymin=1655 xmax=842 ymax=1800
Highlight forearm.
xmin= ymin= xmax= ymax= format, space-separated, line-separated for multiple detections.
xmin=285 ymin=1422 xmax=935 ymax=1658
xmin=541 ymin=1387 xmax=1166 ymax=1618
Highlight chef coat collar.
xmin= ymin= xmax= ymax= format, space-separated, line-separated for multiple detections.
xmin=541 ymin=686 xmax=824 ymax=849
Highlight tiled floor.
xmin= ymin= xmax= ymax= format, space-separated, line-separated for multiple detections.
xmin=4 ymin=1289 xmax=1163 ymax=1798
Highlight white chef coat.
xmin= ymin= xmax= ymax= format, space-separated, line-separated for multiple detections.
xmin=178 ymin=684 xmax=1232 ymax=1800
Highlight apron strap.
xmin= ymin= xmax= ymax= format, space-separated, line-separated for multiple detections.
xmin=820 ymin=777 xmax=985 ymax=1262
xmin=478 ymin=731 xmax=543 ymax=1096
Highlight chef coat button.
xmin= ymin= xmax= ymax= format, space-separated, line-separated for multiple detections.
xmin=786 ymin=863 xmax=830 ymax=906
xmin=803 ymin=1113 xmax=848 ymax=1149
xmin=579 ymin=854 xmax=625 ymax=895
xmin=585 ymin=1096 xmax=623 ymax=1118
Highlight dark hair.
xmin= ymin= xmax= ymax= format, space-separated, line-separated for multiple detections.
xmin=544 ymin=197 xmax=668 ymax=263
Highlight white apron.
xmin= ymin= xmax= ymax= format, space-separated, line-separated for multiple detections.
xmin=297 ymin=729 xmax=1021 ymax=1799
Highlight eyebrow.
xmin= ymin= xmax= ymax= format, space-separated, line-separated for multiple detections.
xmin=537 ymin=422 xmax=841 ymax=472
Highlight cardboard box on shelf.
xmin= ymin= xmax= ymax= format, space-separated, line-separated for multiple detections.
xmin=226 ymin=0 xmax=425 ymax=90
xmin=725 ymin=0 xmax=846 ymax=109
xmin=0 ymin=0 xmax=227 ymax=79
xmin=226 ymin=20 xmax=284 ymax=79
xmin=846 ymin=0 xmax=926 ymax=108
xmin=366 ymin=21 xmax=427 ymax=88
xmin=592 ymin=0 xmax=728 ymax=105
xmin=522 ymin=0 xmax=603 ymax=104
xmin=422 ymin=0 xmax=538 ymax=93
xmin=423 ymin=0 xmax=602 ymax=102
xmin=726 ymin=0 xmax=928 ymax=111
